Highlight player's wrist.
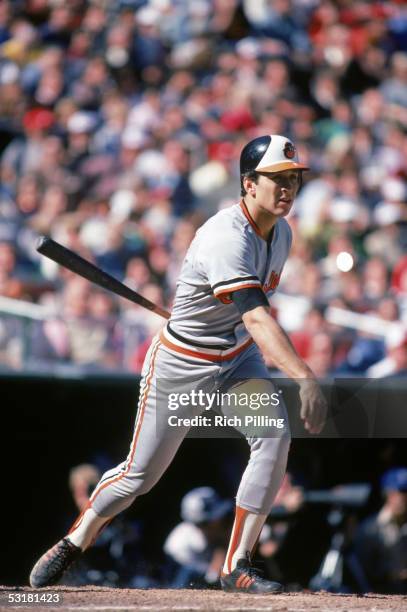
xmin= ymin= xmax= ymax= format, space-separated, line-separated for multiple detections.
xmin=297 ymin=372 xmax=319 ymax=388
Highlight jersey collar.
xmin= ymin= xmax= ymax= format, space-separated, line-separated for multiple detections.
xmin=240 ymin=199 xmax=276 ymax=242
xmin=240 ymin=199 xmax=263 ymax=238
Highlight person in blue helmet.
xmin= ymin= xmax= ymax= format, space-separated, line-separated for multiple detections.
xmin=163 ymin=487 xmax=233 ymax=588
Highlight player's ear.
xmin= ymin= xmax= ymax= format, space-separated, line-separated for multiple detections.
xmin=244 ymin=177 xmax=256 ymax=196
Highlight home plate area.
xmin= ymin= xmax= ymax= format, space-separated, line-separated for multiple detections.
xmin=0 ymin=587 xmax=406 ymax=612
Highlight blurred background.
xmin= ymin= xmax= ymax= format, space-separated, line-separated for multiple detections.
xmin=0 ymin=0 xmax=406 ymax=594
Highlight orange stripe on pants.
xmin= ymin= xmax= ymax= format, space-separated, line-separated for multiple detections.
xmin=88 ymin=339 xmax=161 ymax=505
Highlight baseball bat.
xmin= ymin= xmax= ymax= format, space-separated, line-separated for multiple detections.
xmin=37 ymin=236 xmax=171 ymax=320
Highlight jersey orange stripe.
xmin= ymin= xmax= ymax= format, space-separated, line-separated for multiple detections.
xmin=240 ymin=200 xmax=263 ymax=238
xmin=226 ymin=506 xmax=248 ymax=573
xmin=214 ymin=282 xmax=262 ymax=299
xmin=160 ymin=332 xmax=253 ymax=363
xmin=88 ymin=338 xmax=161 ymax=504
xmin=218 ymin=294 xmax=233 ymax=304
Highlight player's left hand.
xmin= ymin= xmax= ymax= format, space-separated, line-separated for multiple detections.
xmin=298 ymin=379 xmax=327 ymax=434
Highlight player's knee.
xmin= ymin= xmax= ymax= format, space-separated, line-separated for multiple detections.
xmin=122 ymin=471 xmax=159 ymax=497
xmin=247 ymin=435 xmax=290 ymax=478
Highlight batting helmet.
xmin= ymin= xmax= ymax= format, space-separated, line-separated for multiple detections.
xmin=181 ymin=487 xmax=232 ymax=524
xmin=240 ymin=135 xmax=309 ymax=175
xmin=381 ymin=467 xmax=407 ymax=492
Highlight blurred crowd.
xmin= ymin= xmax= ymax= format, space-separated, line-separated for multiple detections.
xmin=0 ymin=0 xmax=406 ymax=375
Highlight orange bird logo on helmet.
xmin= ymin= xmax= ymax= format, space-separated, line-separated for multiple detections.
xmin=283 ymin=142 xmax=296 ymax=159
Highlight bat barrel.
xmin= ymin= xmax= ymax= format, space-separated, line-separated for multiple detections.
xmin=36 ymin=236 xmax=171 ymax=320
xmin=37 ymin=235 xmax=51 ymax=253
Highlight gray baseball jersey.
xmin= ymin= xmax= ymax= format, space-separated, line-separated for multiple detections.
xmin=161 ymin=200 xmax=292 ymax=360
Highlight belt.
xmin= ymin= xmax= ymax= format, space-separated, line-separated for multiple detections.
xmin=160 ymin=324 xmax=253 ymax=363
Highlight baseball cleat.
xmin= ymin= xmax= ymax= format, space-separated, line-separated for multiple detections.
xmin=221 ymin=554 xmax=283 ymax=594
xmin=29 ymin=538 xmax=82 ymax=587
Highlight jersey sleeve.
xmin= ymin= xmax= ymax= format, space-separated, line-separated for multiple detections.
xmin=198 ymin=235 xmax=263 ymax=304
xmin=231 ymin=287 xmax=269 ymax=314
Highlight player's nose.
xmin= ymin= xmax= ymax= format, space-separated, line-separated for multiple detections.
xmin=280 ymin=185 xmax=293 ymax=196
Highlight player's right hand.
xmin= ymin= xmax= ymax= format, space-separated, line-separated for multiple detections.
xmin=298 ymin=379 xmax=327 ymax=434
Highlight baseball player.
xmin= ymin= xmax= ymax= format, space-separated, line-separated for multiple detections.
xmin=30 ymin=135 xmax=327 ymax=594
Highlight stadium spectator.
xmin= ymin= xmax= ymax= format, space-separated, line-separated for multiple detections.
xmin=259 ymin=471 xmax=305 ymax=573
xmin=0 ymin=241 xmax=24 ymax=299
xmin=353 ymin=467 xmax=407 ymax=594
xmin=29 ymin=276 xmax=120 ymax=369
xmin=163 ymin=487 xmax=233 ymax=588
xmin=367 ymin=325 xmax=407 ymax=378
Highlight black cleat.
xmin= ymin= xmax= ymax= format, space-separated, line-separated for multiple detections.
xmin=29 ymin=538 xmax=82 ymax=588
xmin=221 ymin=554 xmax=283 ymax=594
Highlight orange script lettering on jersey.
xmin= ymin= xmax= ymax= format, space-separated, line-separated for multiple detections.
xmin=263 ymin=271 xmax=281 ymax=292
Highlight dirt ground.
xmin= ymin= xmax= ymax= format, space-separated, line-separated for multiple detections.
xmin=0 ymin=586 xmax=406 ymax=612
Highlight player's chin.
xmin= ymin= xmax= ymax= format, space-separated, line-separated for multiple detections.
xmin=275 ymin=203 xmax=293 ymax=217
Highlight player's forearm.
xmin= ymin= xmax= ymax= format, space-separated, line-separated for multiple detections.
xmin=243 ymin=306 xmax=315 ymax=381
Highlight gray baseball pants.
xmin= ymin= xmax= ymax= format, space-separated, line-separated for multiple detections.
xmin=89 ymin=335 xmax=291 ymax=517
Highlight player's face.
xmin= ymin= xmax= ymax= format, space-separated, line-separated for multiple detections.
xmin=255 ymin=170 xmax=301 ymax=217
